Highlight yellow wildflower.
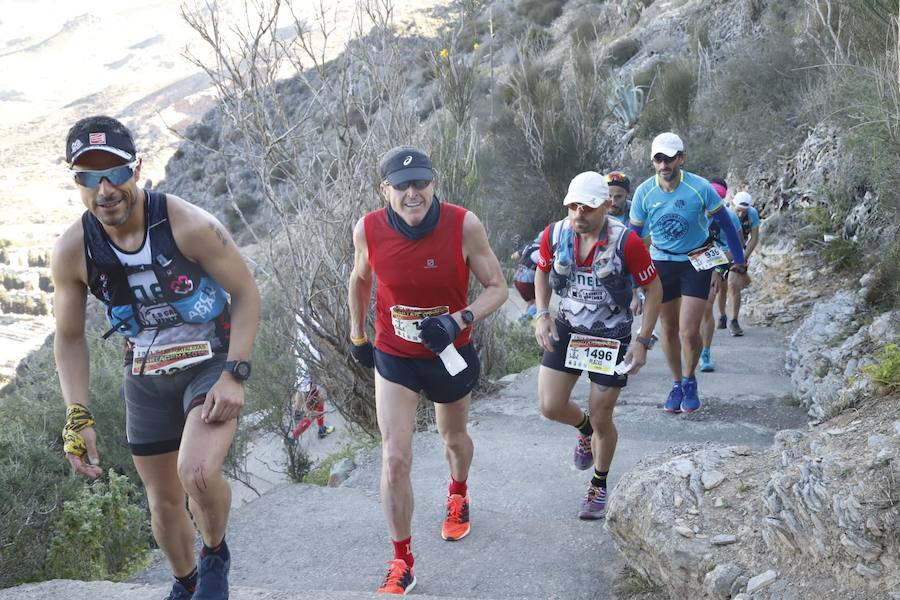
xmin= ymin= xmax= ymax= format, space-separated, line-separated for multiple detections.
xmin=440 ymin=48 xmax=449 ymax=59
xmin=473 ymin=43 xmax=480 ymax=50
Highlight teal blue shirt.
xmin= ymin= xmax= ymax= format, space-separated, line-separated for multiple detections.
xmin=629 ymin=170 xmax=724 ymax=262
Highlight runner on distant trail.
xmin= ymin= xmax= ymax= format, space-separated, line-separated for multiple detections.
xmin=347 ymin=145 xmax=507 ymax=595
xmin=698 ymin=179 xmax=743 ymax=372
xmin=605 ymin=171 xmax=632 ymax=224
xmin=629 ymin=133 xmax=749 ymax=413
xmin=533 ymin=171 xmax=662 ymax=519
xmin=719 ymin=191 xmax=760 ymax=337
xmin=287 ymin=378 xmax=334 ymax=443
xmin=510 ymin=233 xmax=542 ymax=321
xmin=52 ymin=115 xmax=261 ymax=600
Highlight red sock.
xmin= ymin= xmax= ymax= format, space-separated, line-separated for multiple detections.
xmin=449 ymin=476 xmax=467 ymax=497
xmin=392 ymin=537 xmax=414 ymax=567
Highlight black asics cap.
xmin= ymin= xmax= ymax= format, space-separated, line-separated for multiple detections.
xmin=379 ymin=145 xmax=433 ymax=186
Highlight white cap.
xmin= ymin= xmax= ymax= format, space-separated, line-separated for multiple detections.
xmin=563 ymin=172 xmax=609 ymax=208
xmin=650 ymin=132 xmax=684 ymax=158
xmin=733 ymin=191 xmax=753 ymax=208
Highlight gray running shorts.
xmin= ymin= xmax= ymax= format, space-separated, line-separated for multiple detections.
xmin=123 ymin=353 xmax=226 ymax=456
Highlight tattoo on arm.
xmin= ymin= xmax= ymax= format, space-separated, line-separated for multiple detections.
xmin=208 ymin=221 xmax=229 ymax=247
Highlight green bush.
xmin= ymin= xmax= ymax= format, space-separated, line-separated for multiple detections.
xmin=636 ymin=60 xmax=697 ymax=138
xmin=865 ymin=242 xmax=900 ymax=311
xmin=3 ymin=274 xmax=25 ymax=290
xmin=687 ymin=26 xmax=818 ymax=177
xmin=821 ymin=238 xmax=858 ymax=271
xmin=862 ymin=343 xmax=900 ymax=393
xmin=604 ymin=37 xmax=641 ymax=68
xmin=45 ymin=470 xmax=150 ymax=581
xmin=0 ymin=325 xmax=147 ymax=588
xmin=571 ymin=18 xmax=598 ymax=47
xmin=485 ymin=318 xmax=543 ymax=379
xmin=516 ymin=0 xmax=568 ymax=26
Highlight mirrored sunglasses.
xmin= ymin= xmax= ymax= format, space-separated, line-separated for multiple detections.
xmin=72 ymin=161 xmax=137 ymax=188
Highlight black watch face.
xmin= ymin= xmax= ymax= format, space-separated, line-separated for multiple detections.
xmin=233 ymin=361 xmax=251 ymax=380
xmin=462 ymin=310 xmax=474 ymax=325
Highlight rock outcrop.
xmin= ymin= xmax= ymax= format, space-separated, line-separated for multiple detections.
xmin=607 ymin=401 xmax=900 ymax=599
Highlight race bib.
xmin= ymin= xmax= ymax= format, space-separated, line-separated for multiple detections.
xmin=564 ymin=334 xmax=621 ymax=375
xmin=390 ymin=305 xmax=450 ymax=343
xmin=132 ymin=341 xmax=213 ymax=376
xmin=688 ymin=245 xmax=729 ymax=271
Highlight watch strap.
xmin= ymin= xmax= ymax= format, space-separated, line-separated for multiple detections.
xmin=635 ymin=336 xmax=654 ymax=350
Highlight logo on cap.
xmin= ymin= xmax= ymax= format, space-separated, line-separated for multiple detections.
xmin=70 ymin=139 xmax=83 ymax=153
xmin=89 ymin=132 xmax=107 ymax=145
xmin=403 ymin=155 xmax=413 ymax=166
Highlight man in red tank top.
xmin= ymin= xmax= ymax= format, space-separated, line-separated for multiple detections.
xmin=348 ymin=146 xmax=507 ymax=595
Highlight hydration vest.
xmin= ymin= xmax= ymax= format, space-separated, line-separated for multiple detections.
xmin=517 ymin=240 xmax=540 ymax=269
xmin=549 ymin=217 xmax=634 ymax=338
xmin=82 ymin=191 xmax=230 ymax=345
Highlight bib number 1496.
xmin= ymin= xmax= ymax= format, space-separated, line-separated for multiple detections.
xmin=565 ymin=334 xmax=620 ymax=375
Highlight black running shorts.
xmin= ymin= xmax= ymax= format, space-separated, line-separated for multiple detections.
xmin=655 ymin=259 xmax=713 ymax=303
xmin=541 ymin=319 xmax=630 ymax=387
xmin=123 ymin=354 xmax=226 ymax=456
xmin=374 ymin=344 xmax=480 ymax=404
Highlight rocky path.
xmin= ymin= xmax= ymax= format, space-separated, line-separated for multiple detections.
xmin=1 ymin=320 xmax=806 ymax=600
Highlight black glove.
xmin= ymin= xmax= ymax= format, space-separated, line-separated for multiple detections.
xmin=549 ymin=268 xmax=570 ymax=295
xmin=349 ymin=340 xmax=375 ymax=368
xmin=419 ymin=314 xmax=461 ymax=353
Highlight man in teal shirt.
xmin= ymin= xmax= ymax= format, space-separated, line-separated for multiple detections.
xmin=629 ymin=133 xmax=749 ymax=413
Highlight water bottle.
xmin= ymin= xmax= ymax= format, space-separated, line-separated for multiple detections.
xmin=554 ymin=227 xmax=573 ymax=276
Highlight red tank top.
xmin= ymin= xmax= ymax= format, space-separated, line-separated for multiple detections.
xmin=365 ymin=202 xmax=472 ymax=358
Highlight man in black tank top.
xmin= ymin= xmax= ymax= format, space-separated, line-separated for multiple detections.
xmin=52 ymin=115 xmax=261 ymax=600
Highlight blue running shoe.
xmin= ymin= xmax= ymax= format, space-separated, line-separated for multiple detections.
xmin=573 ymin=433 xmax=593 ymax=470
xmin=664 ymin=382 xmax=683 ymax=413
xmin=164 ymin=581 xmax=193 ymax=600
xmin=699 ymin=349 xmax=715 ymax=372
xmin=195 ymin=549 xmax=230 ymax=600
xmin=681 ymin=378 xmax=701 ymax=413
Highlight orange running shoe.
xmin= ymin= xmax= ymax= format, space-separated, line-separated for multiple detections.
xmin=441 ymin=493 xmax=471 ymax=541
xmin=376 ymin=558 xmax=416 ymax=595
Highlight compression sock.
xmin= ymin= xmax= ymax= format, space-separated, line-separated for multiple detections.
xmin=175 ymin=566 xmax=198 ymax=593
xmin=591 ymin=468 xmax=609 ymax=490
xmin=393 ymin=537 xmax=414 ymax=567
xmin=449 ymin=476 xmax=467 ymax=497
xmin=576 ymin=412 xmax=594 ymax=437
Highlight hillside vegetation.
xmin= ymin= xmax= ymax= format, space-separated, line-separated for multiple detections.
xmin=2 ymin=0 xmax=898 ymax=590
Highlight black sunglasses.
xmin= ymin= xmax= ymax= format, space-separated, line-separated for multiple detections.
xmin=391 ymin=179 xmax=432 ymax=191
xmin=652 ymin=154 xmax=682 ymax=165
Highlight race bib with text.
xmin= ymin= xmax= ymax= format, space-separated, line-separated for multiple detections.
xmin=390 ymin=305 xmax=450 ymax=343
xmin=132 ymin=341 xmax=213 ymax=376
xmin=688 ymin=245 xmax=729 ymax=271
xmin=564 ymin=334 xmax=621 ymax=375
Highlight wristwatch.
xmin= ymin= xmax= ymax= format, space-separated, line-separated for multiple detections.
xmin=635 ymin=336 xmax=656 ymax=351
xmin=732 ymin=264 xmax=748 ymax=274
xmin=460 ymin=309 xmax=475 ymax=328
xmin=224 ymin=360 xmax=252 ymax=381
